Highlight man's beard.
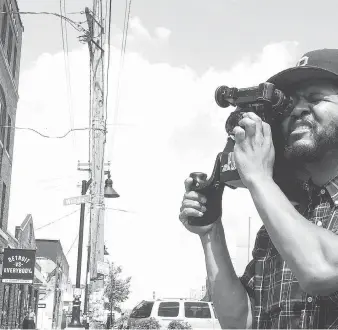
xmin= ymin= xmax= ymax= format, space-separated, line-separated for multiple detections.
xmin=283 ymin=122 xmax=338 ymax=164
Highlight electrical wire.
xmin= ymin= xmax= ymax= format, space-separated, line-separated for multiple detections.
xmin=0 ymin=124 xmax=129 ymax=139
xmin=108 ymin=0 xmax=132 ymax=168
xmin=40 ymin=210 xmax=90 ymax=284
xmin=0 ymin=11 xmax=87 ymax=33
xmin=44 ymin=231 xmax=79 ymax=283
xmin=0 ymin=126 xmax=104 ymax=138
xmin=36 ymin=209 xmax=80 ymax=230
xmin=104 ymin=0 xmax=109 ymax=33
xmin=66 ymin=233 xmax=79 ymax=256
xmin=105 ymin=207 xmax=135 ymax=213
xmin=59 ymin=0 xmax=76 ymax=150
xmin=104 ymin=0 xmax=112 ymax=130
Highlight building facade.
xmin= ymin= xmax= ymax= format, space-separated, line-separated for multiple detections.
xmin=0 ymin=214 xmax=45 ymax=329
xmin=0 ymin=0 xmax=23 ymax=240
xmin=36 ymin=239 xmax=70 ymax=330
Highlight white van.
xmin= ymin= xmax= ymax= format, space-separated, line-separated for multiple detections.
xmin=128 ymin=298 xmax=221 ymax=329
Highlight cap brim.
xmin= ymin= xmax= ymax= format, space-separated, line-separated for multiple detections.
xmin=267 ymin=66 xmax=338 ymax=90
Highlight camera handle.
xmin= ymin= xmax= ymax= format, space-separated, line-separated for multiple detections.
xmin=187 ymin=153 xmax=226 ymax=226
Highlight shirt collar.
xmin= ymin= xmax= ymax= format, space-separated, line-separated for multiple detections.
xmin=324 ymin=176 xmax=338 ymax=205
xmin=281 ymin=173 xmax=338 ymax=206
xmin=301 ymin=175 xmax=338 ymax=205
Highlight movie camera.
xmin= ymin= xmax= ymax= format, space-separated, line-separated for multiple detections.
xmin=188 ymin=82 xmax=295 ymax=226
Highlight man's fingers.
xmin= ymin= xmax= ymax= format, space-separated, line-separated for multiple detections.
xmin=179 ymin=208 xmax=204 ymax=223
xmin=181 ymin=178 xmax=207 ymax=227
xmin=262 ymin=122 xmax=272 ymax=140
xmin=184 ymin=191 xmax=207 ymax=204
xmin=181 ymin=199 xmax=207 ymax=213
xmin=233 ymin=126 xmax=245 ymax=144
xmin=238 ymin=117 xmax=256 ymax=137
xmin=243 ymin=112 xmax=263 ymax=123
xmin=184 ymin=177 xmax=194 ymax=192
xmin=243 ymin=112 xmax=264 ymax=137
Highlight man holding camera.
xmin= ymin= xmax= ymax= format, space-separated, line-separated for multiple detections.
xmin=179 ymin=49 xmax=338 ymax=329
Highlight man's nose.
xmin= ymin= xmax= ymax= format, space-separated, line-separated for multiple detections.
xmin=289 ymin=98 xmax=311 ymax=118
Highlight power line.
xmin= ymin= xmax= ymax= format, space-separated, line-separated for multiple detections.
xmin=1 ymin=11 xmax=87 ymax=33
xmin=0 ymin=10 xmax=84 ymax=15
xmin=66 ymin=233 xmax=79 ymax=256
xmin=59 ymin=0 xmax=76 ymax=149
xmin=104 ymin=0 xmax=112 ymax=130
xmin=106 ymin=207 xmax=135 ymax=214
xmin=41 ymin=211 xmax=90 ymax=283
xmin=0 ymin=123 xmax=131 ymax=139
xmin=108 ymin=0 xmax=132 ymax=166
xmin=36 ymin=209 xmax=80 ymax=230
xmin=1 ymin=126 xmax=104 ymax=138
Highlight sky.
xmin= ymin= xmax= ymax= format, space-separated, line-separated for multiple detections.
xmin=8 ymin=0 xmax=338 ymax=310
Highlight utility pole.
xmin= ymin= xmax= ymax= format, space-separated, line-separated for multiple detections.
xmin=85 ymin=2 xmax=106 ymax=281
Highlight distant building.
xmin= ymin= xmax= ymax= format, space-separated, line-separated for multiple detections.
xmin=36 ymin=239 xmax=70 ymax=330
xmin=190 ymin=284 xmax=207 ymax=301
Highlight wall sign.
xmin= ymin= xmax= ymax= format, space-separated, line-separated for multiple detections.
xmin=1 ymin=248 xmax=36 ymax=284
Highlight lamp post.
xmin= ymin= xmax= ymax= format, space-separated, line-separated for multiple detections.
xmin=68 ymin=172 xmax=119 ymax=328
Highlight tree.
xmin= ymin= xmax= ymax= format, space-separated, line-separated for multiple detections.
xmin=104 ymin=262 xmax=131 ymax=323
xmin=167 ymin=320 xmax=192 ymax=329
xmin=131 ymin=317 xmax=161 ymax=329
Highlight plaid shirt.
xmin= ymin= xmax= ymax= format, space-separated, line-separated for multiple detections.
xmin=240 ymin=176 xmax=338 ymax=329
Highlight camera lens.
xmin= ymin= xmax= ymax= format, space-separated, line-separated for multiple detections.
xmin=215 ymin=86 xmax=230 ymax=108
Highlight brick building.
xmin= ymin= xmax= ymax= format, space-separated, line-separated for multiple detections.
xmin=0 ymin=215 xmax=46 ymax=329
xmin=0 ymin=2 xmax=28 ymax=327
xmin=0 ymin=0 xmax=24 ymax=241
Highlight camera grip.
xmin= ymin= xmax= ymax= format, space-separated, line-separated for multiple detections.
xmin=187 ymin=172 xmax=224 ymax=226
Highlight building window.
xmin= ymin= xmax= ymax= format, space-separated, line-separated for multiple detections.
xmin=6 ymin=27 xmax=12 ymax=63
xmin=130 ymin=301 xmax=154 ymax=318
xmin=12 ymin=45 xmax=17 ymax=77
xmin=1 ymin=4 xmax=7 ymax=46
xmin=0 ymin=182 xmax=6 ymax=228
xmin=6 ymin=114 xmax=11 ymax=153
xmin=184 ymin=302 xmax=211 ymax=319
xmin=158 ymin=302 xmax=179 ymax=317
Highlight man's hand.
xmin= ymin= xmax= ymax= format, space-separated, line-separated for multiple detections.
xmin=233 ymin=112 xmax=275 ymax=187
xmin=179 ymin=177 xmax=220 ymax=236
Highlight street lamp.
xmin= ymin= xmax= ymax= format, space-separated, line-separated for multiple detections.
xmin=104 ymin=172 xmax=119 ymax=198
xmin=68 ymin=172 xmax=119 ymax=328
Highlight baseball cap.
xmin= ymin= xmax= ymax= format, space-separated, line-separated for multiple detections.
xmin=267 ymin=48 xmax=338 ymax=90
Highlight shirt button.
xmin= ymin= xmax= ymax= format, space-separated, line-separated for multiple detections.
xmin=307 ymin=297 xmax=313 ymax=303
xmin=320 ymin=189 xmax=326 ymax=195
xmin=317 ymin=221 xmax=323 ymax=227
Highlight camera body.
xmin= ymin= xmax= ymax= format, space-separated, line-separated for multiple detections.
xmin=215 ymin=82 xmax=293 ymax=132
xmin=187 ymin=83 xmax=296 ymax=226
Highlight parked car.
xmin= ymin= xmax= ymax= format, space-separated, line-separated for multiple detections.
xmin=128 ymin=298 xmax=221 ymax=329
